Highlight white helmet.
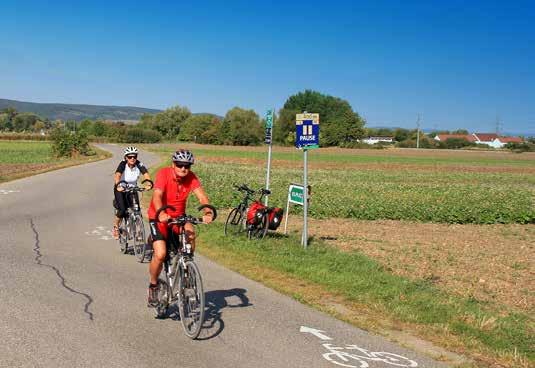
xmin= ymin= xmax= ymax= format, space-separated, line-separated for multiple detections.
xmin=123 ymin=146 xmax=139 ymax=157
xmin=172 ymin=149 xmax=194 ymax=164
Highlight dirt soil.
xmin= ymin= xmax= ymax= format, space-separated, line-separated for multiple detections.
xmin=285 ymin=215 xmax=535 ymax=314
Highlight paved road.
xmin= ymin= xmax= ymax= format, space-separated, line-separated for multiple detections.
xmin=0 ymin=144 xmax=448 ymax=368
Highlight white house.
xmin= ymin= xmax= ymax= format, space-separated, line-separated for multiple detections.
xmin=362 ymin=136 xmax=394 ymax=145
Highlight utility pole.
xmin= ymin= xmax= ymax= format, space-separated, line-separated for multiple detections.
xmin=416 ymin=114 xmax=421 ymax=149
xmin=495 ymin=114 xmax=501 ymax=136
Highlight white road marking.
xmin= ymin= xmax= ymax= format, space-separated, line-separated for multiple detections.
xmin=300 ymin=327 xmax=419 ymax=367
xmin=0 ymin=189 xmax=20 ymax=195
xmin=300 ymin=326 xmax=333 ymax=340
xmin=85 ymin=226 xmax=114 ymax=241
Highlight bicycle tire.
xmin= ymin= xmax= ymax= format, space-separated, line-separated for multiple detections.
xmin=155 ymin=277 xmax=170 ymax=319
xmin=224 ymin=207 xmax=245 ymax=236
xmin=118 ymin=218 xmax=128 ymax=253
xmin=322 ymin=352 xmax=369 ymax=368
xmin=133 ymin=214 xmax=146 ymax=262
xmin=370 ymin=353 xmax=418 ymax=367
xmin=178 ymin=260 xmax=205 ymax=339
xmin=248 ymin=212 xmax=269 ymax=240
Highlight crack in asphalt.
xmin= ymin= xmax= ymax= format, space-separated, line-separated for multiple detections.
xmin=31 ymin=219 xmax=94 ymax=321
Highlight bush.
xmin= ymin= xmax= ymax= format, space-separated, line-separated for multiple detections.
xmin=120 ymin=127 xmax=162 ymax=143
xmin=50 ymin=128 xmax=91 ymax=157
xmin=505 ymin=142 xmax=535 ymax=153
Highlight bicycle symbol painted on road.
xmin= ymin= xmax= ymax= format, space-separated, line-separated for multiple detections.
xmin=300 ymin=326 xmax=418 ymax=368
xmin=322 ymin=343 xmax=418 ymax=367
xmin=85 ymin=226 xmax=113 ymax=240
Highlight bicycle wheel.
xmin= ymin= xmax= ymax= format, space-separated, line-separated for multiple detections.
xmin=178 ymin=260 xmax=205 ymax=339
xmin=224 ymin=207 xmax=245 ymax=236
xmin=155 ymin=277 xmax=170 ymax=319
xmin=370 ymin=352 xmax=418 ymax=367
xmin=133 ymin=214 xmax=146 ymax=262
xmin=248 ymin=213 xmax=269 ymax=240
xmin=118 ymin=217 xmax=128 ymax=253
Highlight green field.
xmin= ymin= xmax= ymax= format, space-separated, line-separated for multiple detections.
xmin=149 ymin=144 xmax=535 ymax=224
xmin=0 ymin=141 xmax=54 ymax=164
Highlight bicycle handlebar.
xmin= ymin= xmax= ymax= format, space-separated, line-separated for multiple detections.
xmin=233 ymin=183 xmax=270 ymax=196
xmin=155 ymin=204 xmax=218 ymax=225
xmin=116 ymin=179 xmax=154 ymax=192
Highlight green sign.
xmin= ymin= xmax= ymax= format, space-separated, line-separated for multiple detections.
xmin=289 ymin=184 xmax=304 ymax=205
xmin=266 ymin=109 xmax=273 ymax=129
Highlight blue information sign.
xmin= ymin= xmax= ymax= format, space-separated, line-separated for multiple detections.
xmin=295 ymin=113 xmax=320 ymax=149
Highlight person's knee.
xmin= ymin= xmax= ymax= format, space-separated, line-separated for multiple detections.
xmin=152 ymin=241 xmax=166 ymax=262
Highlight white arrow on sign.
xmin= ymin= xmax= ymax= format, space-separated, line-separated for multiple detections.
xmin=300 ymin=326 xmax=333 ymax=340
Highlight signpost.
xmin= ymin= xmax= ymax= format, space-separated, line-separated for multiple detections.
xmin=295 ymin=112 xmax=319 ymax=248
xmin=264 ymin=109 xmax=274 ymax=206
xmin=283 ymin=183 xmax=311 ymax=235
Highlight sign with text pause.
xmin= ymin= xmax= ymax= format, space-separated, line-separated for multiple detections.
xmin=295 ymin=113 xmax=319 ymax=149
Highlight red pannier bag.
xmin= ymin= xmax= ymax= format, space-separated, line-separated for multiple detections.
xmin=247 ymin=201 xmax=266 ymax=225
xmin=267 ymin=207 xmax=284 ymax=230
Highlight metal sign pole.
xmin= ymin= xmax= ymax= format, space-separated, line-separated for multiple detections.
xmin=303 ymin=148 xmax=308 ymax=248
xmin=265 ymin=108 xmax=274 ymax=206
xmin=284 ymin=190 xmax=290 ymax=235
xmin=265 ymin=143 xmax=272 ymax=206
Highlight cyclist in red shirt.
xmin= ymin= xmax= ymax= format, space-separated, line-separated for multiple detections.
xmin=147 ymin=149 xmax=214 ymax=307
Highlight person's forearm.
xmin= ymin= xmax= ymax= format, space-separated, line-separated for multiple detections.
xmin=152 ymin=190 xmax=163 ymax=211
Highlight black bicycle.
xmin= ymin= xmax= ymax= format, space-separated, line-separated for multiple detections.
xmin=153 ymin=204 xmax=217 ymax=339
xmin=224 ymin=184 xmax=256 ymax=236
xmin=115 ymin=179 xmax=153 ymax=262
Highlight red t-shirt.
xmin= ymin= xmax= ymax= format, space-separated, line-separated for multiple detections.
xmin=147 ymin=167 xmax=201 ymax=219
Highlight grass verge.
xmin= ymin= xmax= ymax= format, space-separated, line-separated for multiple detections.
xmin=196 ymin=223 xmax=533 ymax=368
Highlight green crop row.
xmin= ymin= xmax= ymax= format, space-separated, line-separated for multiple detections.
xmin=193 ymin=161 xmax=535 ymax=224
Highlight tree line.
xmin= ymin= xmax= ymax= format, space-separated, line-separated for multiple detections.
xmin=2 ymin=90 xmax=532 ymax=152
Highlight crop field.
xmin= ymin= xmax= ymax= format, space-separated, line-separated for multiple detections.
xmin=149 ymin=144 xmax=535 ymax=224
xmin=0 ymin=140 xmax=109 ymax=182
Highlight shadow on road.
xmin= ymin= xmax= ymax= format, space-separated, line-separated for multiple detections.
xmin=155 ymin=288 xmax=252 ymax=340
xmin=197 ymin=288 xmax=253 ymax=340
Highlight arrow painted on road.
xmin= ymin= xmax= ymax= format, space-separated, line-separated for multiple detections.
xmin=300 ymin=326 xmax=332 ymax=340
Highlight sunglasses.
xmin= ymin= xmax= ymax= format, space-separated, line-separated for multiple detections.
xmin=174 ymin=163 xmax=191 ymax=169
xmin=126 ymin=155 xmax=137 ymax=159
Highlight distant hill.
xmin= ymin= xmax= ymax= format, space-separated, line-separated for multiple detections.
xmin=0 ymin=98 xmax=162 ymax=122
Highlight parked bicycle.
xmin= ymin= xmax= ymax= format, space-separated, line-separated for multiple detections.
xmin=153 ymin=204 xmax=217 ymax=339
xmin=246 ymin=188 xmax=273 ymax=239
xmin=225 ymin=184 xmax=283 ymax=240
xmin=115 ymin=179 xmax=153 ymax=262
xmin=224 ymin=184 xmax=256 ymax=237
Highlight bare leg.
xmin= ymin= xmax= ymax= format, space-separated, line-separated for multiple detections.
xmin=149 ymin=240 xmax=166 ymax=284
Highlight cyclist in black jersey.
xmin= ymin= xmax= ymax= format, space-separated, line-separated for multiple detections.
xmin=113 ymin=146 xmax=152 ymax=239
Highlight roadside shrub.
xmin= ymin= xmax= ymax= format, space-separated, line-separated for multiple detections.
xmin=50 ymin=128 xmax=91 ymax=157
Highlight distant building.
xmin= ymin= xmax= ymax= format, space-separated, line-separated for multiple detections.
xmin=493 ymin=136 xmax=524 ymax=148
xmin=434 ymin=133 xmax=523 ymax=148
xmin=473 ymin=133 xmax=499 ymax=147
xmin=362 ymin=136 xmax=394 ymax=144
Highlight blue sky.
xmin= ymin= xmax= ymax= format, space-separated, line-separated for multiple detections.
xmin=1 ymin=0 xmax=534 ymax=134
